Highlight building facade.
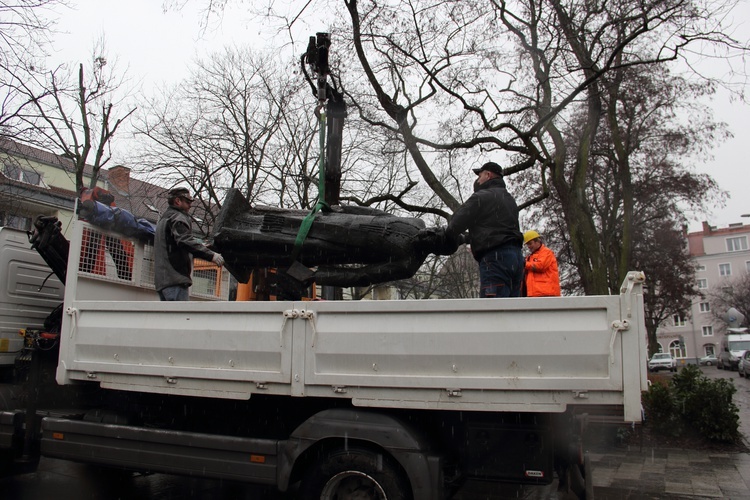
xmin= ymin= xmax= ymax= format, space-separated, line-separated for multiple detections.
xmin=1 ymin=139 xmax=86 ymax=235
xmin=1 ymin=138 xmax=229 ymax=301
xmin=657 ymin=221 xmax=750 ymax=362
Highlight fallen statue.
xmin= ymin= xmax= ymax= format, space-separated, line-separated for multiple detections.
xmin=211 ymin=188 xmax=457 ymax=288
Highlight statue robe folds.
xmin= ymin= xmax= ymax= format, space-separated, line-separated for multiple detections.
xmin=211 ymin=189 xmax=429 ymax=288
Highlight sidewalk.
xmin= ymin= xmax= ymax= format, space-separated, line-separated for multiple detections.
xmin=590 ymin=446 xmax=750 ymax=499
xmin=590 ymin=366 xmax=750 ymax=499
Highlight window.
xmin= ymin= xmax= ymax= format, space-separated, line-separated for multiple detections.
xmin=719 ymin=263 xmax=731 ymax=276
xmin=669 ymin=340 xmax=686 ymax=359
xmin=2 ymin=162 xmax=42 ymax=186
xmin=702 ymin=326 xmax=713 ymax=336
xmin=0 ymin=212 xmax=32 ymax=231
xmin=704 ymin=346 xmax=715 ymax=356
xmin=696 ymin=264 xmax=706 ymax=271
xmin=699 ymin=302 xmax=710 ymax=313
xmin=726 ymin=236 xmax=748 ymax=252
xmin=672 ymin=314 xmax=686 ymax=327
xmin=697 ymin=279 xmax=708 ymax=289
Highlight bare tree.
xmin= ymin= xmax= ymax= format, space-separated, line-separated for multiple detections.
xmin=171 ymin=0 xmax=748 ymax=299
xmin=133 ymin=47 xmax=316 ymax=223
xmin=709 ymin=271 xmax=750 ymax=328
xmin=220 ymin=0 xmax=743 ymax=294
xmin=634 ymin=220 xmax=701 ymax=356
xmin=395 ymin=247 xmax=479 ymax=299
xmin=0 ymin=0 xmax=62 ymax=138
xmin=14 ymin=39 xmax=136 ymax=191
xmin=490 ymin=0 xmax=741 ymax=293
xmin=519 ymin=63 xmax=725 ymax=286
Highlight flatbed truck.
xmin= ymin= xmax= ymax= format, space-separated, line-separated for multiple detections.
xmin=1 ymin=220 xmax=649 ymax=499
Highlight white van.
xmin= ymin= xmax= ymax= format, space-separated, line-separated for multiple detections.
xmin=0 ymin=226 xmax=65 ymax=370
xmin=717 ymin=331 xmax=750 ymax=370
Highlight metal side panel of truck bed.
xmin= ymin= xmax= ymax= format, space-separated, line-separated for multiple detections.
xmin=56 ymin=222 xmax=648 ymax=421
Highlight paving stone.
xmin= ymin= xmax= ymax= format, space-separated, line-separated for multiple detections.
xmin=721 ymin=489 xmax=750 ymax=499
xmin=591 ymin=467 xmax=615 ymax=487
xmin=665 ymin=480 xmax=694 ymax=495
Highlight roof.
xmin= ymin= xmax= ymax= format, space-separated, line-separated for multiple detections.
xmin=1 ymin=137 xmax=215 ymax=231
xmin=0 ymin=137 xmax=101 ymax=178
xmin=686 ymin=221 xmax=750 ymax=257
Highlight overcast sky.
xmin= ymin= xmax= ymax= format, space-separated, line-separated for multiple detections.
xmin=49 ymin=0 xmax=750 ymax=231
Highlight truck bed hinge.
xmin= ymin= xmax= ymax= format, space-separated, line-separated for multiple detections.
xmin=282 ymin=309 xmax=316 ymax=347
xmin=609 ymin=320 xmax=630 ymax=365
xmin=620 ymin=271 xmax=646 ymax=318
xmin=66 ymin=306 xmax=79 ymax=339
xmin=446 ymin=389 xmax=462 ymax=397
xmin=332 ymin=386 xmax=347 ymax=394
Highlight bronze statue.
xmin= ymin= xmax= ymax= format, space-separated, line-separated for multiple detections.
xmin=212 ymin=188 xmax=451 ymax=288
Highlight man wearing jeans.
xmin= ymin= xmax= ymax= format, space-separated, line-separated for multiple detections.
xmin=154 ymin=187 xmax=225 ymax=301
xmin=445 ymin=162 xmax=524 ymax=298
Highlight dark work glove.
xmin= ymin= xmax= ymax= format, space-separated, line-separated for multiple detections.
xmin=416 ymin=228 xmax=439 ymax=250
xmin=416 ymin=227 xmax=460 ymax=255
xmin=433 ymin=227 xmax=460 ymax=255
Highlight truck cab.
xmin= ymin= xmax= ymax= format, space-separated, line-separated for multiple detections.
xmin=0 ymin=226 xmax=64 ymax=376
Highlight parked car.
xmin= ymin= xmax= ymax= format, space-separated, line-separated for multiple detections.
xmin=699 ymin=353 xmax=717 ymax=366
xmin=648 ymin=353 xmax=677 ymax=372
xmin=738 ymin=351 xmax=750 ymax=378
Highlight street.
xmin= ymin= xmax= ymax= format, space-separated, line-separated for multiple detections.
xmin=1 ymin=365 xmax=749 ymax=499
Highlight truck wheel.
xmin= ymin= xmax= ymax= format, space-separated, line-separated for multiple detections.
xmin=300 ymin=446 xmax=411 ymax=500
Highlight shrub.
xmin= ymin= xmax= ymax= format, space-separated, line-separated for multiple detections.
xmin=643 ymin=365 xmax=740 ymax=443
xmin=642 ymin=380 xmax=682 ymax=437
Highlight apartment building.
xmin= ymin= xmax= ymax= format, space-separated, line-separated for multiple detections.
xmin=0 ymin=139 xmax=173 ymax=235
xmin=1 ymin=138 xmax=231 ymax=300
xmin=657 ymin=220 xmax=750 ymax=362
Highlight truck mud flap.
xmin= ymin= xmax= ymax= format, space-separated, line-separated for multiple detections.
xmin=41 ymin=417 xmax=279 ymax=484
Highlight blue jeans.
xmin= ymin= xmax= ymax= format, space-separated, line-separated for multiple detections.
xmin=158 ymin=285 xmax=190 ymax=301
xmin=478 ymin=245 xmax=523 ymax=298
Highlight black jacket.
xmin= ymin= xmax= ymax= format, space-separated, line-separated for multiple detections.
xmin=154 ymin=206 xmax=216 ymax=291
xmin=446 ymin=177 xmax=522 ymax=260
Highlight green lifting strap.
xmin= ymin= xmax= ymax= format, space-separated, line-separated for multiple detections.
xmin=291 ymin=108 xmax=329 ymax=262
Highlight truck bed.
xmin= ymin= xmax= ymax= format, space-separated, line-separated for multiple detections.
xmin=57 ymin=222 xmax=648 ymax=421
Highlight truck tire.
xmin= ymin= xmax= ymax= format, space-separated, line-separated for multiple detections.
xmin=299 ymin=446 xmax=411 ymax=500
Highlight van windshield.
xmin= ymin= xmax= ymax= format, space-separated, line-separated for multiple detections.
xmin=728 ymin=341 xmax=750 ymax=350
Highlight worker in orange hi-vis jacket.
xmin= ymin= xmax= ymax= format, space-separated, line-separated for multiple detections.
xmin=522 ymin=230 xmax=561 ymax=297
